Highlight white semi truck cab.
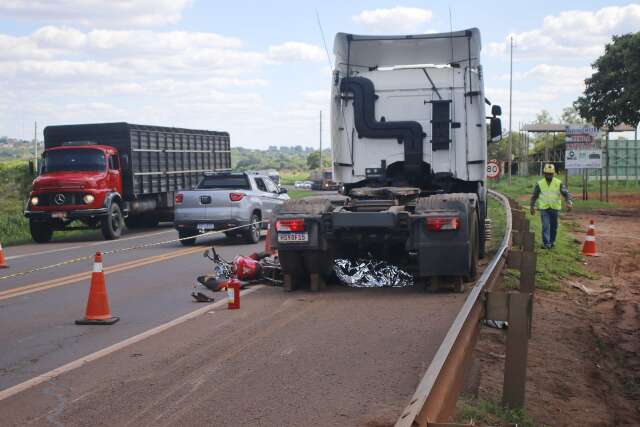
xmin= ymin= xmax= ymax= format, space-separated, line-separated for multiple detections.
xmin=272 ymin=29 xmax=502 ymax=291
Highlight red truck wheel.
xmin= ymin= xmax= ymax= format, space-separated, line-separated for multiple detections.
xmin=101 ymin=203 xmax=124 ymax=240
xmin=29 ymin=220 xmax=53 ymax=243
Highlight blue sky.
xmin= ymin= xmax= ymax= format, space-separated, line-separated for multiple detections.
xmin=0 ymin=1 xmax=638 ymax=148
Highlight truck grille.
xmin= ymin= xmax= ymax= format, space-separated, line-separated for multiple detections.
xmin=37 ymin=192 xmax=85 ymax=206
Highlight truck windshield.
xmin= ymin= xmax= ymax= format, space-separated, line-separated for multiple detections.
xmin=198 ymin=175 xmax=251 ymax=190
xmin=41 ymin=149 xmax=106 ymax=173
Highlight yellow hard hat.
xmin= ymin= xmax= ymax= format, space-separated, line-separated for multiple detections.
xmin=543 ymin=164 xmax=555 ymax=174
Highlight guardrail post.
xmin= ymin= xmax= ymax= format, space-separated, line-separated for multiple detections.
xmin=502 ymin=199 xmax=535 ymax=409
xmin=502 ymin=292 xmax=532 ymax=409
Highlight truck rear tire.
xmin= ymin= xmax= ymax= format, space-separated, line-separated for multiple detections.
xmin=29 ymin=220 xmax=53 ymax=243
xmin=465 ymin=213 xmax=479 ymax=282
xmin=101 ymin=203 xmax=124 ymax=240
xmin=243 ymin=213 xmax=261 ymax=244
xmin=178 ymin=229 xmax=198 ymax=246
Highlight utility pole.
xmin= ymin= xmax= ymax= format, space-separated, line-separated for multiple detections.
xmin=508 ymin=37 xmax=513 ymax=184
xmin=319 ymin=110 xmax=322 ymax=171
xmin=34 ymin=121 xmax=38 ymax=173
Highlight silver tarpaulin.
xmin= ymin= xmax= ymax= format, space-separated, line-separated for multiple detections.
xmin=333 ymin=258 xmax=413 ymax=288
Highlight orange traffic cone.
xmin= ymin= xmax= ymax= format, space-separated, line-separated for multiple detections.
xmin=0 ymin=241 xmax=8 ymax=269
xmin=76 ymin=252 xmax=119 ymax=325
xmin=581 ymin=220 xmax=599 ymax=257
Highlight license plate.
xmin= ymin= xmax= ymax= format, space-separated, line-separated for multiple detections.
xmin=52 ymin=212 xmax=66 ymax=219
xmin=278 ymin=232 xmax=308 ymax=243
xmin=197 ymin=223 xmax=215 ymax=231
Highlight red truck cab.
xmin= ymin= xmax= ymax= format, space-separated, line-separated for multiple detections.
xmin=25 ymin=143 xmax=125 ymax=242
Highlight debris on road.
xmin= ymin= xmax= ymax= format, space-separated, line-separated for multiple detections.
xmin=333 ymin=258 xmax=413 ymax=288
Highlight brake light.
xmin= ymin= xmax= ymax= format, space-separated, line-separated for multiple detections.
xmin=229 ymin=192 xmax=245 ymax=202
xmin=426 ymin=215 xmax=460 ymax=231
xmin=175 ymin=193 xmax=183 ymax=204
xmin=275 ymin=219 xmax=305 ymax=232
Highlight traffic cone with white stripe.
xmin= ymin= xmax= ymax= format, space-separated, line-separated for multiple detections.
xmin=76 ymin=251 xmax=119 ymax=325
xmin=581 ymin=220 xmax=599 ymax=257
xmin=0 ymin=241 xmax=8 ymax=268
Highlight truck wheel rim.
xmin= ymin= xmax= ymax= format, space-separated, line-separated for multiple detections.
xmin=112 ymin=210 xmax=121 ymax=231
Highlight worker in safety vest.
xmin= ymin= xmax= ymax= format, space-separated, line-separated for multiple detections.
xmin=530 ymin=164 xmax=573 ymax=249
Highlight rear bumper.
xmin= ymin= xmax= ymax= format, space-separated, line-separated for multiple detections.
xmin=273 ymin=209 xmax=471 ymax=277
xmin=24 ymin=208 xmax=109 ymax=220
xmin=174 ymin=218 xmax=249 ymax=233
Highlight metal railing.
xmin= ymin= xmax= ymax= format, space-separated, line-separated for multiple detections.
xmin=396 ymin=190 xmax=536 ymax=426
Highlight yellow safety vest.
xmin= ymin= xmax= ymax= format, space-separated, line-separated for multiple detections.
xmin=537 ymin=177 xmax=562 ymax=210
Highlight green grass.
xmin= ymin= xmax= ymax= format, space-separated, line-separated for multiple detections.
xmin=487 ymin=197 xmax=506 ymax=255
xmin=286 ymin=189 xmax=313 ymax=199
xmin=456 ymin=397 xmax=539 ymax=427
xmin=280 ymin=171 xmax=310 ymax=185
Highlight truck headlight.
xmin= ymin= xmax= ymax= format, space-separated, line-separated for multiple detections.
xmin=30 ymin=196 xmax=39 ymax=206
xmin=83 ymin=194 xmax=95 ymax=204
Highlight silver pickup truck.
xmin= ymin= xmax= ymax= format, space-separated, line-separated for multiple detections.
xmin=174 ymin=172 xmax=289 ymax=245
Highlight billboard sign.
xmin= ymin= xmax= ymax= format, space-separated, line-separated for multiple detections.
xmin=564 ymin=124 xmax=602 ymax=169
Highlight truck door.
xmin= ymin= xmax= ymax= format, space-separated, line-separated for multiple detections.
xmin=107 ymin=154 xmax=122 ymax=194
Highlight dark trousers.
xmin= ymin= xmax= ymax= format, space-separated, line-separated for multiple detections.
xmin=540 ymin=208 xmax=559 ymax=247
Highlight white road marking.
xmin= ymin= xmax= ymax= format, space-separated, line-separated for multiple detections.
xmin=6 ymin=229 xmax=175 ymax=261
xmin=0 ymin=285 xmax=264 ymax=402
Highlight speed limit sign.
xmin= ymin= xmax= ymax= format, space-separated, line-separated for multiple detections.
xmin=487 ymin=160 xmax=500 ymax=179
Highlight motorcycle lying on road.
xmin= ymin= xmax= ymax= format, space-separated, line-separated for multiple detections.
xmin=191 ymin=246 xmax=282 ymax=302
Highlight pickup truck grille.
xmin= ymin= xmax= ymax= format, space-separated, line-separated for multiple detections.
xmin=37 ymin=192 xmax=85 ymax=206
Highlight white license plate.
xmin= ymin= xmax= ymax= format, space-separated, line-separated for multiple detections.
xmin=278 ymin=232 xmax=308 ymax=242
xmin=52 ymin=212 xmax=66 ymax=219
xmin=197 ymin=223 xmax=215 ymax=231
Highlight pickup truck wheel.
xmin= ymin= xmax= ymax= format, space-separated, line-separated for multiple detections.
xmin=243 ymin=214 xmax=260 ymax=244
xmin=178 ymin=229 xmax=197 ymax=246
xmin=101 ymin=203 xmax=124 ymax=240
xmin=29 ymin=220 xmax=53 ymax=243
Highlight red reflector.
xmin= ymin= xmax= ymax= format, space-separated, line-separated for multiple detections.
xmin=275 ymin=219 xmax=305 ymax=232
xmin=426 ymin=216 xmax=460 ymax=231
xmin=175 ymin=193 xmax=183 ymax=204
xmin=229 ymin=192 xmax=245 ymax=202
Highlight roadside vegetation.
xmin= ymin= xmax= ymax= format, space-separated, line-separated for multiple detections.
xmin=457 ymin=397 xmax=538 ymax=427
xmin=489 ymin=175 xmax=598 ymax=291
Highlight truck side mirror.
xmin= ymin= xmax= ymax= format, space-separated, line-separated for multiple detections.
xmin=489 ymin=117 xmax=502 ymax=143
xmin=279 ymin=187 xmax=288 ymax=194
xmin=491 ymin=105 xmax=502 ymax=116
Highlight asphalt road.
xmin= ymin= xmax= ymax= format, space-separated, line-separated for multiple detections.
xmin=0 ymin=225 xmax=469 ymax=426
xmin=0 ymin=225 xmax=265 ymax=391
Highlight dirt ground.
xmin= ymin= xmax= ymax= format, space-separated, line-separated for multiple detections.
xmin=470 ymin=193 xmax=640 ymax=426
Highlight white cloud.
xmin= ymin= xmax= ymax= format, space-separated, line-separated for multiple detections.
xmin=0 ymin=0 xmax=191 ymax=28
xmin=505 ymin=64 xmax=593 ymax=93
xmin=268 ymin=42 xmax=325 ymax=62
xmin=352 ymin=6 xmax=433 ymax=33
xmin=488 ymin=4 xmax=640 ymax=59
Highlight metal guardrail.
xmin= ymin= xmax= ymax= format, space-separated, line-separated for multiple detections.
xmin=396 ymin=190 xmax=517 ymax=426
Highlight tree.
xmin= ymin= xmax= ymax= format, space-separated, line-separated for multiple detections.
xmin=575 ymin=32 xmax=640 ymax=130
xmin=534 ymin=110 xmax=554 ymax=124
xmin=560 ymin=106 xmax=585 ymax=125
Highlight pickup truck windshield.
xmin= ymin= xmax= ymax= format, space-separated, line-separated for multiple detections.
xmin=42 ymin=149 xmax=106 ymax=173
xmin=198 ymin=175 xmax=251 ymax=190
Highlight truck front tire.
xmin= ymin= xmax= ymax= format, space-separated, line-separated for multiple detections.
xmin=29 ymin=220 xmax=53 ymax=243
xmin=101 ymin=203 xmax=124 ymax=240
